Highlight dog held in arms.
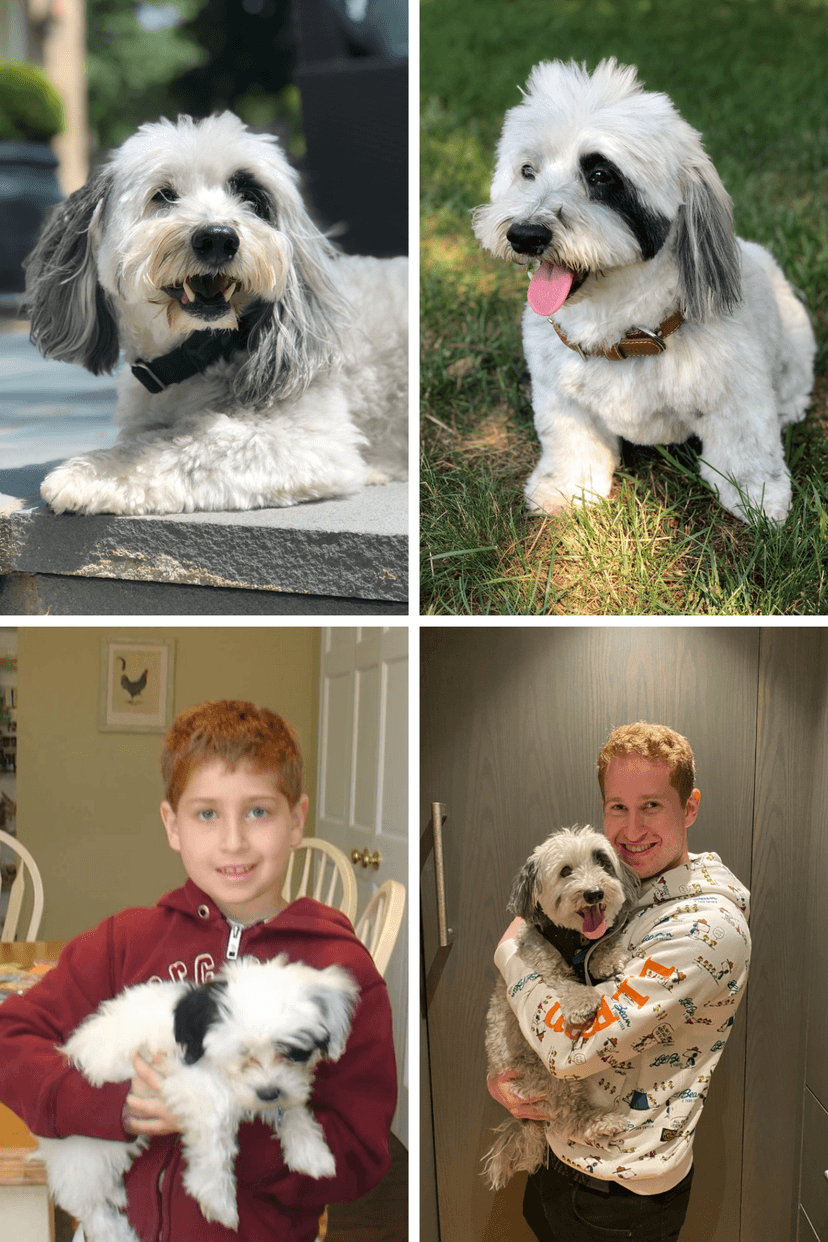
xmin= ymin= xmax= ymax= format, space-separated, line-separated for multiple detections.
xmin=37 ymin=955 xmax=359 ymax=1242
xmin=24 ymin=112 xmax=407 ymax=515
xmin=484 ymin=826 xmax=639 ymax=1190
xmin=473 ymin=59 xmax=816 ymax=524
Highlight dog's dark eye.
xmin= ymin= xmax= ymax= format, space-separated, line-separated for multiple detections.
xmin=151 ymin=187 xmax=178 ymax=207
xmin=229 ymin=171 xmax=275 ymax=222
xmin=520 ymin=163 xmax=536 ymax=181
xmin=560 ymin=865 xmax=573 ymax=878
xmin=280 ymin=1044 xmax=314 ymax=1064
xmin=587 ymin=166 xmax=617 ymax=188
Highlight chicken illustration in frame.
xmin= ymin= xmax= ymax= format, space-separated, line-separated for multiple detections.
xmin=99 ymin=638 xmax=175 ymax=732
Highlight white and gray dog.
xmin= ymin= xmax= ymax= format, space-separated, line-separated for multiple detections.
xmin=38 ymin=955 xmax=359 ymax=1242
xmin=473 ymin=59 xmax=816 ymax=523
xmin=484 ymin=826 xmax=639 ymax=1190
xmin=24 ymin=112 xmax=407 ymax=515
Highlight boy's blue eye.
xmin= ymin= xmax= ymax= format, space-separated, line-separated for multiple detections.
xmin=247 ymin=805 xmax=270 ymax=819
xmin=196 ymin=809 xmax=218 ymax=821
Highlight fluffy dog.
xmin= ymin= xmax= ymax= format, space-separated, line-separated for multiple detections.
xmin=473 ymin=59 xmax=816 ymax=523
xmin=38 ymin=955 xmax=359 ymax=1242
xmin=484 ymin=826 xmax=639 ymax=1190
xmin=24 ymin=112 xmax=407 ymax=515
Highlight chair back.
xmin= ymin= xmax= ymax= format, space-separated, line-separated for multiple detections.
xmin=282 ymin=838 xmax=357 ymax=924
xmin=0 ymin=829 xmax=44 ymax=941
xmin=354 ymin=879 xmax=406 ymax=977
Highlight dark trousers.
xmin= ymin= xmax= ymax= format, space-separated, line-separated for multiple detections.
xmin=523 ymin=1155 xmax=694 ymax=1242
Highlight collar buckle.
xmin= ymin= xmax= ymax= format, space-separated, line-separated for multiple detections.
xmin=131 ymin=359 xmax=168 ymax=393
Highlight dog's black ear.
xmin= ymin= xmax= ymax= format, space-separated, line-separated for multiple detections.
xmin=309 ymin=965 xmax=360 ymax=1062
xmin=674 ymin=160 xmax=741 ymax=322
xmin=508 ymin=856 xmax=540 ymax=921
xmin=173 ymin=978 xmax=228 ymax=1065
xmin=23 ymin=168 xmax=119 ymax=374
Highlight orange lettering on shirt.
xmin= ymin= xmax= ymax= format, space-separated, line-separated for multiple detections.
xmin=614 ymin=977 xmax=649 ymax=1009
xmin=638 ymin=956 xmax=674 ymax=982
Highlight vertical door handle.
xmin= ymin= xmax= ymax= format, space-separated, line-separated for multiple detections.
xmin=431 ymin=802 xmax=452 ymax=947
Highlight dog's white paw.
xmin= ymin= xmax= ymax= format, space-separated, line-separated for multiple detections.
xmin=41 ymin=458 xmax=116 ymax=515
xmin=280 ymin=1107 xmax=337 ymax=1178
xmin=184 ymin=1175 xmax=239 ymax=1230
xmin=289 ymin=1139 xmax=337 ymax=1179
xmin=561 ymin=988 xmax=602 ymax=1026
xmin=582 ymin=1113 xmax=627 ymax=1143
xmin=524 ymin=473 xmax=610 ymax=516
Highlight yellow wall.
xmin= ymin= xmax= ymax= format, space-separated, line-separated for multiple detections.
xmin=16 ymin=627 xmax=321 ymax=940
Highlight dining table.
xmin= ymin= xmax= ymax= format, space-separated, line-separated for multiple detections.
xmin=0 ymin=940 xmax=66 ymax=1242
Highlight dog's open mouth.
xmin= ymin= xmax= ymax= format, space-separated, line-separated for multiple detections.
xmin=527 ymin=262 xmax=587 ymax=316
xmin=164 ymin=273 xmax=239 ymax=318
xmin=578 ymin=903 xmax=608 ymax=940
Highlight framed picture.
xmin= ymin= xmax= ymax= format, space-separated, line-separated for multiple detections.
xmin=99 ymin=638 xmax=175 ymax=733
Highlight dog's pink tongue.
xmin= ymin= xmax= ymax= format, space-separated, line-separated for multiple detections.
xmin=528 ymin=262 xmax=574 ymax=316
xmin=582 ymin=906 xmax=608 ymax=940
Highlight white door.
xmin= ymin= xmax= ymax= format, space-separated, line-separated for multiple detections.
xmin=316 ymin=626 xmax=408 ymax=1144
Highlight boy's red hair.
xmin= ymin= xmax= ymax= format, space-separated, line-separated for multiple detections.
xmin=161 ymin=700 xmax=303 ymax=810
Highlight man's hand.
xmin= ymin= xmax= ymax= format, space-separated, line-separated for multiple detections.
xmin=498 ymin=916 xmax=525 ymax=947
xmin=123 ymin=1053 xmax=181 ymax=1137
xmin=487 ymin=1070 xmax=548 ymax=1121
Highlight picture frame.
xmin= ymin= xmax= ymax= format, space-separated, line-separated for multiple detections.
xmin=99 ymin=637 xmax=175 ymax=733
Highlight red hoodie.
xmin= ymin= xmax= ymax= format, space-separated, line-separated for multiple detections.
xmin=0 ymin=880 xmax=397 ymax=1242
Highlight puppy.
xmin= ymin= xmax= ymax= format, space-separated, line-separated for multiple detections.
xmin=484 ymin=826 xmax=639 ymax=1190
xmin=473 ymin=59 xmax=816 ymax=523
xmin=38 ymin=955 xmax=359 ymax=1241
xmin=24 ymin=112 xmax=407 ymax=515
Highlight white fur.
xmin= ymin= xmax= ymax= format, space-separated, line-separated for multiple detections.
xmin=38 ymin=956 xmax=359 ymax=1241
xmin=24 ymin=112 xmax=407 ymax=515
xmin=473 ymin=59 xmax=816 ymax=524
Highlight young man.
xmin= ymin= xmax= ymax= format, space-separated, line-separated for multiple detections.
xmin=488 ymin=722 xmax=750 ymax=1242
xmin=0 ymin=700 xmax=396 ymax=1242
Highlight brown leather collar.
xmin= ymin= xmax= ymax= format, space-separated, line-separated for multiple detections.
xmin=552 ymin=310 xmax=685 ymax=360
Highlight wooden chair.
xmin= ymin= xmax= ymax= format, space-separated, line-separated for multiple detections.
xmin=0 ymin=829 xmax=44 ymax=941
xmin=354 ymin=879 xmax=406 ymax=977
xmin=282 ymin=838 xmax=357 ymax=924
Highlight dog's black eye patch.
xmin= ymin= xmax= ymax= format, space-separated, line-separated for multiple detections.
xmin=174 ymin=979 xmax=228 ymax=1065
xmin=579 ymin=152 xmax=671 ymax=261
xmin=593 ymin=849 xmax=618 ymax=877
xmin=560 ymin=865 xmax=573 ymax=878
xmin=229 ymin=171 xmax=276 ymax=223
xmin=520 ymin=163 xmax=536 ymax=180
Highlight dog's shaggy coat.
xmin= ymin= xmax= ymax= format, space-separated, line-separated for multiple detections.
xmin=484 ymin=827 xmax=640 ymax=1190
xmin=37 ymin=955 xmax=359 ymax=1242
xmin=24 ymin=112 xmax=407 ymax=515
xmin=473 ymin=59 xmax=816 ymax=523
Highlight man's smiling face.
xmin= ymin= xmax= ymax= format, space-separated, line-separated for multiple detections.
xmin=602 ymin=755 xmax=700 ymax=879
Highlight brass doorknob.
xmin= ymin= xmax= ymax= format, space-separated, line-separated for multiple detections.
xmin=350 ymin=848 xmax=381 ymax=870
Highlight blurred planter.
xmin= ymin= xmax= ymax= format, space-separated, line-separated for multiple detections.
xmin=0 ymin=141 xmax=62 ymax=292
xmin=0 ymin=62 xmax=64 ymax=293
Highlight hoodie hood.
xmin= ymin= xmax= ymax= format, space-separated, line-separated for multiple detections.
xmin=635 ymin=851 xmax=750 ymax=920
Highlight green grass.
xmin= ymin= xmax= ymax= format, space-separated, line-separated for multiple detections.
xmin=420 ymin=0 xmax=828 ymax=615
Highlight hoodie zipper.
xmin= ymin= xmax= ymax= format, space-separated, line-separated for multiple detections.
xmin=226 ymin=921 xmax=243 ymax=960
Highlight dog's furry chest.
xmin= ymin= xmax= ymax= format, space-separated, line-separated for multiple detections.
xmin=524 ymin=320 xmax=701 ymax=444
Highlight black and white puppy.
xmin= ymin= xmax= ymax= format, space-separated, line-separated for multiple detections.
xmin=38 ymin=955 xmax=359 ymax=1242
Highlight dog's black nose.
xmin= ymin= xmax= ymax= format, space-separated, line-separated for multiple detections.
xmin=506 ymin=221 xmax=553 ymax=256
xmin=256 ymin=1086 xmax=283 ymax=1102
xmin=191 ymin=224 xmax=240 ymax=266
xmin=583 ymin=888 xmax=604 ymax=905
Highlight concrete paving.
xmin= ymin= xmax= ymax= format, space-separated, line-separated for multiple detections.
xmin=0 ymin=309 xmax=408 ymax=611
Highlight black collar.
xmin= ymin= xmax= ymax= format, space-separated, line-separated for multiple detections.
xmin=131 ymin=314 xmax=254 ymax=394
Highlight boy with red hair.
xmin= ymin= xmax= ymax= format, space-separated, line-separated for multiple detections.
xmin=0 ymin=700 xmax=396 ymax=1242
